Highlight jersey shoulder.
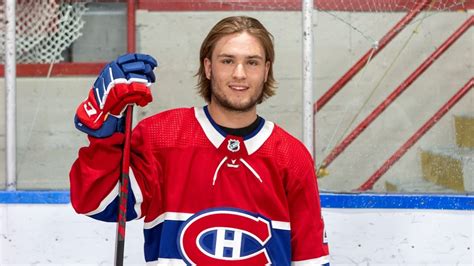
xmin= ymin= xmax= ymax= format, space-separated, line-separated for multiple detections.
xmin=270 ymin=124 xmax=312 ymax=157
xmin=139 ymin=107 xmax=194 ymax=127
xmin=134 ymin=107 xmax=203 ymax=148
xmin=264 ymin=124 xmax=314 ymax=170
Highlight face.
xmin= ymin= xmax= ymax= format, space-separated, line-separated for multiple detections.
xmin=204 ymin=32 xmax=270 ymax=113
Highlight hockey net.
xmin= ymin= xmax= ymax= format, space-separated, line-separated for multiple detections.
xmin=0 ymin=0 xmax=90 ymax=64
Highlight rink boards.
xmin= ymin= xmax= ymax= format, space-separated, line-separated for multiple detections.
xmin=0 ymin=191 xmax=472 ymax=265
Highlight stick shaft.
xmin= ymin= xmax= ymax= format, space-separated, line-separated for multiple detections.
xmin=114 ymin=105 xmax=133 ymax=266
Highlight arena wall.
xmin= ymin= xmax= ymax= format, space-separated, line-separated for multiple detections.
xmin=0 ymin=10 xmax=472 ymax=191
xmin=0 ymin=199 xmax=472 ymax=265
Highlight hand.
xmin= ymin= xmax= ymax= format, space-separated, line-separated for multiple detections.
xmin=75 ymin=53 xmax=158 ymax=130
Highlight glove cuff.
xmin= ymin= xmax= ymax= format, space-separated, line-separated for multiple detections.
xmin=74 ymin=114 xmax=125 ymax=138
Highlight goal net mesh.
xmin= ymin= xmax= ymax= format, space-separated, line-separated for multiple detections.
xmin=0 ymin=0 xmax=89 ymax=64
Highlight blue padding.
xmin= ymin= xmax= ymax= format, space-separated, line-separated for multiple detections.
xmin=0 ymin=190 xmax=70 ymax=204
xmin=320 ymin=192 xmax=474 ymax=210
xmin=1 ymin=191 xmax=474 ymax=210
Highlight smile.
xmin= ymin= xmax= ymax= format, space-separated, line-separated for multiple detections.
xmin=229 ymin=85 xmax=249 ymax=91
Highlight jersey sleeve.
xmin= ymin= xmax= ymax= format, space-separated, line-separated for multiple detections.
xmin=69 ymin=121 xmax=160 ymax=223
xmin=285 ymin=145 xmax=330 ymax=265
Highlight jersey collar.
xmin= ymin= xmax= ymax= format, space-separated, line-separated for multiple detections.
xmin=194 ymin=106 xmax=274 ymax=155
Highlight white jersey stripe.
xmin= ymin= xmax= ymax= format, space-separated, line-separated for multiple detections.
xmin=85 ymin=181 xmax=119 ymax=216
xmin=194 ymin=106 xmax=224 ymax=148
xmin=143 ymin=212 xmax=291 ymax=232
xmin=272 ymin=220 xmax=291 ymax=230
xmin=129 ymin=167 xmax=143 ymax=219
xmin=244 ymin=120 xmax=274 ymax=155
xmin=144 ymin=212 xmax=194 ymax=229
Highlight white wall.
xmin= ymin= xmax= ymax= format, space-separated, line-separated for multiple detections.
xmin=0 ymin=204 xmax=472 ymax=265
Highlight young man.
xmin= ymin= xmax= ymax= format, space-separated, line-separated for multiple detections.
xmin=70 ymin=16 xmax=329 ymax=265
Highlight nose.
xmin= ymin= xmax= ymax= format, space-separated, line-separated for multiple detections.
xmin=232 ymin=63 xmax=247 ymax=80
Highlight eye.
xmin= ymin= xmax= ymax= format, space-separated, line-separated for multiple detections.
xmin=221 ymin=58 xmax=233 ymax=64
xmin=248 ymin=60 xmax=259 ymax=66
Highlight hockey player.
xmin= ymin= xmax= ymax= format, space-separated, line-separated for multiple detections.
xmin=70 ymin=16 xmax=329 ymax=265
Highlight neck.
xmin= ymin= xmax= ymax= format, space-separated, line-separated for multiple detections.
xmin=207 ymin=102 xmax=257 ymax=129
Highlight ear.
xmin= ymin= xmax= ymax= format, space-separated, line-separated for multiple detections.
xmin=204 ymin=58 xmax=212 ymax=80
xmin=264 ymin=61 xmax=270 ymax=82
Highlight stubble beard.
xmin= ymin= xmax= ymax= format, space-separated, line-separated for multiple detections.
xmin=209 ymin=74 xmax=264 ymax=113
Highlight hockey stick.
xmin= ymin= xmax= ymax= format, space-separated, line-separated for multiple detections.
xmin=114 ymin=105 xmax=133 ymax=266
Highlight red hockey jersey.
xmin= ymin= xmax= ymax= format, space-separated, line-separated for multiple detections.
xmin=70 ymin=106 xmax=329 ymax=265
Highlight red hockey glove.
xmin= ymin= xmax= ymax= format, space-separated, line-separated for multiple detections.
xmin=76 ymin=53 xmax=158 ymax=130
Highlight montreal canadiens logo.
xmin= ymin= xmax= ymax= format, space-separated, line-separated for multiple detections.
xmin=178 ymin=208 xmax=273 ymax=265
xmin=227 ymin=139 xmax=240 ymax=152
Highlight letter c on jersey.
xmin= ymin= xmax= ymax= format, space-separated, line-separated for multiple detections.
xmin=178 ymin=209 xmax=272 ymax=265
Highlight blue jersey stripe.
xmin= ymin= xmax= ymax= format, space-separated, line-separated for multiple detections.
xmin=90 ymin=181 xmax=139 ymax=222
